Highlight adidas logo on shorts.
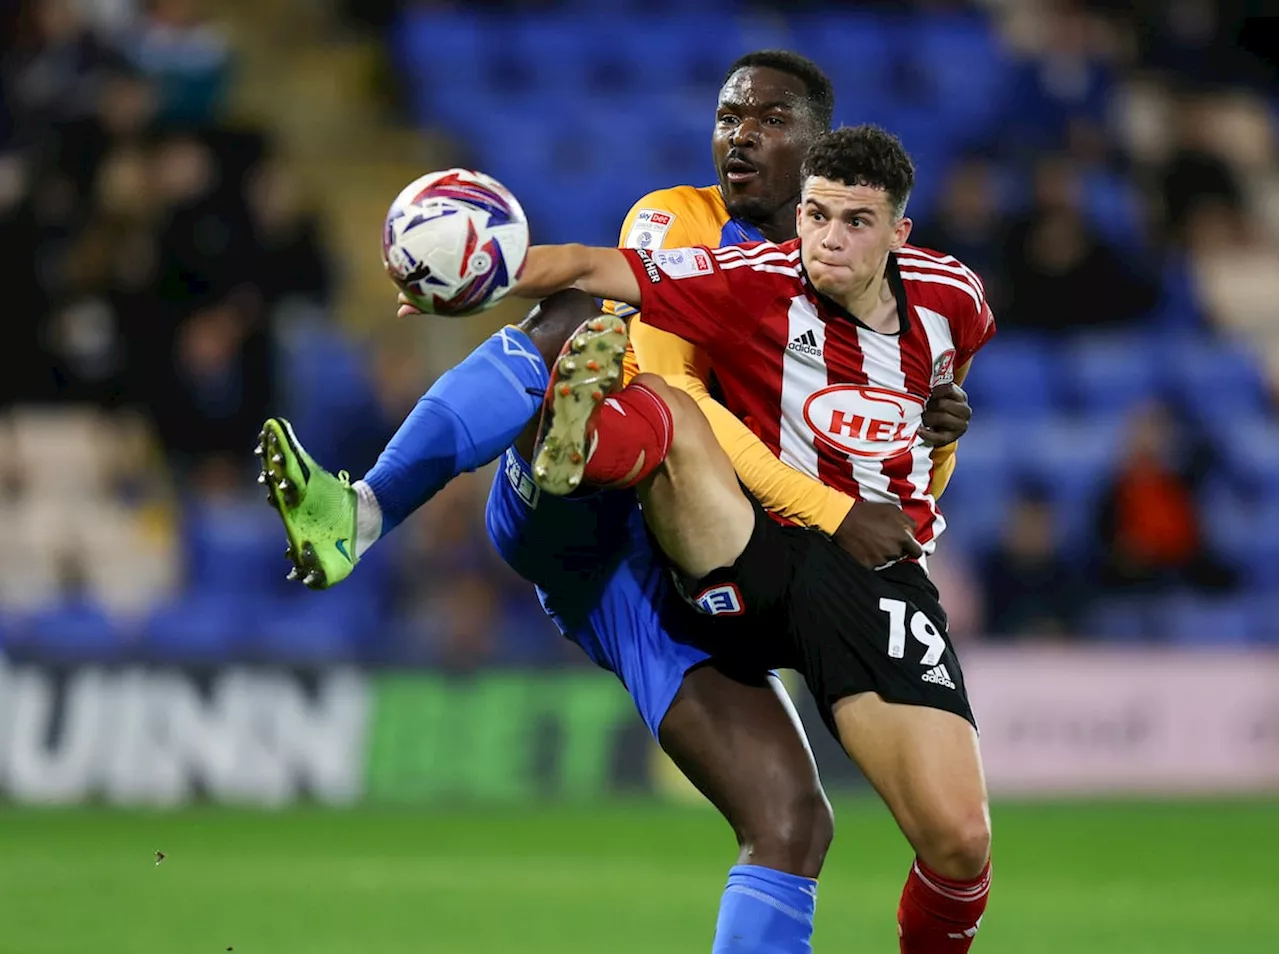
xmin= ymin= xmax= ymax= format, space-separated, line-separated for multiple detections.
xmin=921 ymin=663 xmax=956 ymax=689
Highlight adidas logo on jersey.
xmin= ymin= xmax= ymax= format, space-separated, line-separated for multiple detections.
xmin=921 ymin=663 xmax=956 ymax=689
xmin=787 ymin=329 xmax=822 ymax=356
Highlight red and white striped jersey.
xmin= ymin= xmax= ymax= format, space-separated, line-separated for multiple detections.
xmin=621 ymin=239 xmax=995 ymax=554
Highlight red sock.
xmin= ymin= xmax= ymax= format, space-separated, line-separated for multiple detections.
xmin=582 ymin=381 xmax=673 ymax=489
xmin=898 ymin=857 xmax=991 ymax=953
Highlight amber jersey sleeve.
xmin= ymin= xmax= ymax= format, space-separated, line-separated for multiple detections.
xmin=604 ymin=186 xmax=727 ymax=385
xmin=630 ymin=319 xmax=855 ymax=534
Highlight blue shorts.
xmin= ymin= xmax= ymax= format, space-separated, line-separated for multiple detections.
xmin=484 ymin=448 xmax=710 ymax=738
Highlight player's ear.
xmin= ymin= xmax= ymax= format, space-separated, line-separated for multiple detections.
xmin=891 ymin=216 xmax=913 ymax=250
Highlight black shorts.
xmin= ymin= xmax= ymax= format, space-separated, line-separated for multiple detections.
xmin=670 ymin=499 xmax=976 ymax=739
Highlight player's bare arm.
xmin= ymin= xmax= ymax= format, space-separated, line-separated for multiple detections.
xmin=397 ymin=244 xmax=641 ymax=319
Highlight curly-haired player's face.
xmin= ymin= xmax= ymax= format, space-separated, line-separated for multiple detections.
xmin=797 ymin=176 xmax=912 ymax=303
xmin=712 ymin=67 xmax=820 ymax=226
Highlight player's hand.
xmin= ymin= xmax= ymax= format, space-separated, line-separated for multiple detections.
xmin=832 ymin=501 xmax=924 ymax=569
xmin=918 ymin=382 xmax=971 ymax=447
xmin=396 ymin=292 xmax=425 ymax=319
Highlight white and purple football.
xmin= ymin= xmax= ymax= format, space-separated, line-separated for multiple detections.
xmin=382 ymin=168 xmax=529 ymax=317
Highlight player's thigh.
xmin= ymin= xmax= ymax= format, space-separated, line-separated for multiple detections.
xmin=831 ymin=692 xmax=990 ymax=878
xmin=576 ymin=544 xmax=718 ymax=740
xmin=516 ymin=288 xmax=606 ymax=369
xmin=485 ymin=447 xmax=637 ymax=588
xmin=659 ymin=665 xmax=832 ymax=877
xmin=632 ymin=374 xmax=756 ymax=581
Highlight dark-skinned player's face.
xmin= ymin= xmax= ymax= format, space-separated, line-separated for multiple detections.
xmin=712 ymin=66 xmax=820 ymax=226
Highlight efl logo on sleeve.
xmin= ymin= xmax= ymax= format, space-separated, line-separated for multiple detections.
xmin=503 ymin=448 xmax=540 ymax=509
xmin=693 ymin=583 xmax=744 ymax=616
xmin=625 ymin=209 xmax=674 ymax=250
xmin=652 ymin=248 xmax=714 ymax=279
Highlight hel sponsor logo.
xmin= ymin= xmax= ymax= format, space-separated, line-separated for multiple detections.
xmin=693 ymin=583 xmax=744 ymax=616
xmin=931 ymin=348 xmax=957 ymax=388
xmin=802 ymin=385 xmax=925 ymax=459
xmin=635 ymin=249 xmax=662 ymax=284
xmin=652 ymin=248 xmax=713 ymax=279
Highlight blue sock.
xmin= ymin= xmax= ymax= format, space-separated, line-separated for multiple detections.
xmin=363 ymin=326 xmax=548 ymax=534
xmin=712 ymin=865 xmax=817 ymax=954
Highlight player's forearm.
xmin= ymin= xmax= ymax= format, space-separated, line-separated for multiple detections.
xmin=513 ymin=245 xmax=641 ymax=305
xmin=930 ymin=443 xmax=958 ymax=499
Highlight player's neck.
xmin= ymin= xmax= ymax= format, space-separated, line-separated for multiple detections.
xmin=750 ymin=196 xmax=800 ymax=244
xmin=839 ymin=275 xmax=898 ymax=333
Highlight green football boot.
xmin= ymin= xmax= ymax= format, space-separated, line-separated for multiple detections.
xmin=256 ymin=417 xmax=358 ymax=589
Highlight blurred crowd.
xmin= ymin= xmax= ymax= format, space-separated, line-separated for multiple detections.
xmin=0 ymin=0 xmax=1274 ymax=666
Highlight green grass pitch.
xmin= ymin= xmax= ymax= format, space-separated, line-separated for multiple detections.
xmin=1 ymin=798 xmax=1274 ymax=953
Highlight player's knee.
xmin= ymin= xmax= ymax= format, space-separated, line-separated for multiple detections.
xmin=628 ymin=373 xmax=701 ymax=444
xmin=916 ymin=811 xmax=991 ymax=881
xmin=518 ymin=289 xmax=604 ymax=370
xmin=742 ymin=786 xmax=834 ymax=879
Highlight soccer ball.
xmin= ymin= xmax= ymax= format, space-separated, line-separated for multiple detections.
xmin=382 ymin=168 xmax=529 ymax=317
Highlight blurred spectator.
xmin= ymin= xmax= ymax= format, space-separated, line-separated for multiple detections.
xmin=2 ymin=0 xmax=127 ymax=146
xmin=911 ymin=155 xmax=1003 ymax=296
xmin=1000 ymin=154 xmax=1158 ymax=332
xmin=1001 ymin=1 xmax=1116 ymax=162
xmin=927 ymin=545 xmax=984 ymax=646
xmin=980 ymin=483 xmax=1084 ymax=640
xmin=1158 ymin=90 xmax=1246 ymax=244
xmin=123 ymin=0 xmax=230 ymax=125
xmin=1093 ymin=401 xmax=1236 ymax=596
xmin=245 ymin=157 xmax=333 ymax=311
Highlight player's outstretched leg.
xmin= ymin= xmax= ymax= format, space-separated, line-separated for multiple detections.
xmin=260 ymin=290 xmax=601 ymax=587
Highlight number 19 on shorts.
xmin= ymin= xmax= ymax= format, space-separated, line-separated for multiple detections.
xmin=878 ymin=598 xmax=946 ymax=667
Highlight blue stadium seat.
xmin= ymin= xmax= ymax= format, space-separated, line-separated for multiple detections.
xmin=1080 ymin=170 xmax=1147 ymax=251
xmin=1162 ymin=334 xmax=1268 ymax=418
xmin=183 ymin=497 xmax=285 ymax=598
xmin=1244 ymin=594 xmax=1279 ymax=640
xmin=1201 ymin=484 xmax=1279 ymax=588
xmin=960 ymin=334 xmax=1056 ymax=419
xmin=21 ymin=600 xmax=129 ymax=662
xmin=939 ymin=421 xmax=1013 ymax=550
xmin=501 ymin=18 xmax=603 ymax=93
xmin=142 ymin=595 xmax=245 ymax=663
xmin=792 ymin=13 xmax=895 ymax=99
xmin=392 ymin=13 xmax=492 ymax=119
xmin=1161 ymin=594 xmax=1258 ymax=646
xmin=1017 ymin=417 xmax=1123 ymax=551
xmin=905 ymin=14 xmax=1009 ymax=141
xmin=1062 ymin=332 xmax=1160 ymax=414
xmin=1208 ymin=414 xmax=1280 ymax=494
xmin=1148 ymin=258 xmax=1206 ymax=331
xmin=1080 ymin=597 xmax=1156 ymax=643
xmin=251 ymin=590 xmax=372 ymax=664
